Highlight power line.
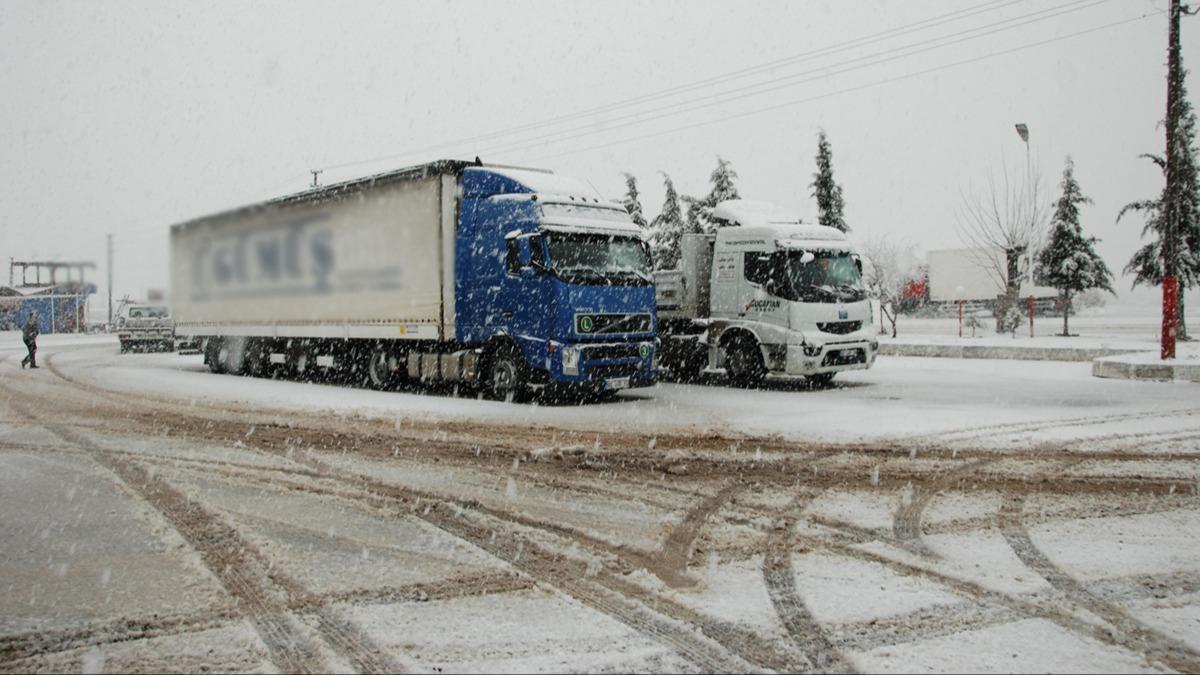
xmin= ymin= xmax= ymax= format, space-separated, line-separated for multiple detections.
xmin=521 ymin=12 xmax=1155 ymax=164
xmin=317 ymin=0 xmax=1038 ymax=173
xmin=470 ymin=0 xmax=1109 ymax=160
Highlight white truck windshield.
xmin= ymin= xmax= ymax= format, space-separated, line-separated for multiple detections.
xmin=745 ymin=251 xmax=865 ymax=303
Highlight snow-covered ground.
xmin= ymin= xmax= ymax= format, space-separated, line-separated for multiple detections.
xmin=12 ymin=332 xmax=1193 ymax=452
xmin=1 ymin=329 xmax=1197 ymax=673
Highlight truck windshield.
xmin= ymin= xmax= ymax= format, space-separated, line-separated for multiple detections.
xmin=747 ymin=250 xmax=865 ymax=302
xmin=545 ymin=233 xmax=652 ymax=286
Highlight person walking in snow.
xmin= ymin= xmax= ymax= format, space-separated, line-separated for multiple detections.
xmin=21 ymin=311 xmax=39 ymax=369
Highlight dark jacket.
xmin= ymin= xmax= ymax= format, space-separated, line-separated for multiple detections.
xmin=22 ymin=317 xmax=38 ymax=342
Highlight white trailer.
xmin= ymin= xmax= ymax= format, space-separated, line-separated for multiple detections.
xmin=655 ymin=200 xmax=878 ymax=386
xmin=927 ymin=247 xmax=1057 ymax=306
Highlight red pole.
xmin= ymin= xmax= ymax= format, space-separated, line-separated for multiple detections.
xmin=958 ymin=300 xmax=963 ymax=337
xmin=1163 ymin=276 xmax=1178 ymax=359
xmin=1028 ymin=295 xmax=1035 ymax=338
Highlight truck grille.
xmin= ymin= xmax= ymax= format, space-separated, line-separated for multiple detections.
xmin=576 ymin=313 xmax=652 ymax=335
xmin=822 ymin=348 xmax=865 ymax=366
xmin=583 ymin=344 xmax=642 ymax=360
xmin=817 ymin=321 xmax=862 ymax=335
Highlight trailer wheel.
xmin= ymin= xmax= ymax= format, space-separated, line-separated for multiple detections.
xmin=205 ymin=338 xmax=226 ymax=374
xmin=725 ymin=334 xmax=766 ymax=387
xmin=366 ymin=347 xmax=399 ymax=390
xmin=486 ymin=344 xmax=528 ymax=403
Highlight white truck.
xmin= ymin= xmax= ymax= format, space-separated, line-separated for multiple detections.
xmin=117 ymin=305 xmax=175 ymax=352
xmin=655 ymin=200 xmax=877 ymax=386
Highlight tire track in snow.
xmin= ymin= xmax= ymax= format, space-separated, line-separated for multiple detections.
xmin=999 ymin=494 xmax=1200 ymax=673
xmin=0 ymin=395 xmax=333 ymax=674
xmin=903 ymin=407 xmax=1200 ymax=448
xmin=0 ymin=608 xmax=243 ymax=664
xmin=892 ymin=459 xmax=995 ymax=556
xmin=25 ymin=362 xmax=780 ymax=673
xmin=762 ymin=490 xmax=854 ymax=674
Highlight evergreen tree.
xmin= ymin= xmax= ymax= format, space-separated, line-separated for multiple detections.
xmin=1119 ymin=73 xmax=1200 ymax=340
xmin=620 ymin=173 xmax=648 ymax=232
xmin=810 ymin=130 xmax=848 ymax=232
xmin=682 ymin=194 xmax=704 ymax=235
xmin=650 ymin=173 xmax=686 ymax=270
xmin=1036 ymin=158 xmax=1114 ymax=336
xmin=687 ymin=157 xmax=741 ymax=233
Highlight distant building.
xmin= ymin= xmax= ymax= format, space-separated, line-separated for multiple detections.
xmin=2 ymin=260 xmax=97 ymax=333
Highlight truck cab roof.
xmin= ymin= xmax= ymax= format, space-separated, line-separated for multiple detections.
xmin=712 ymin=199 xmax=852 ymax=253
xmin=470 ymin=166 xmax=643 ymax=238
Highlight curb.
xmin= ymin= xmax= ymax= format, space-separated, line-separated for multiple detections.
xmin=879 ymin=343 xmax=1137 ymax=362
xmin=1092 ymin=355 xmax=1200 ymax=382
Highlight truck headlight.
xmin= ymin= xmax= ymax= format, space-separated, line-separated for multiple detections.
xmin=802 ymin=342 xmax=822 ymax=357
xmin=562 ymin=346 xmax=581 ymax=375
xmin=869 ymin=340 xmax=879 ymax=351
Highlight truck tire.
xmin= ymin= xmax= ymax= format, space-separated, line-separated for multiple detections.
xmin=725 ymin=334 xmax=766 ymax=387
xmin=366 ymin=347 xmax=399 ymax=390
xmin=119 ymin=340 xmax=129 ymax=354
xmin=205 ymin=339 xmax=226 ymax=374
xmin=486 ymin=344 xmax=529 ymax=403
xmin=220 ymin=341 xmax=245 ymax=375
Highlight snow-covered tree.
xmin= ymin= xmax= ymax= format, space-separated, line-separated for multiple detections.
xmin=1119 ymin=72 xmax=1200 ymax=341
xmin=810 ymin=130 xmax=848 ymax=232
xmin=1036 ymin=157 xmax=1114 ymax=336
xmin=650 ymin=173 xmax=686 ymax=271
xmin=861 ymin=234 xmax=920 ymax=338
xmin=620 ymin=173 xmax=648 ymax=232
xmin=957 ymin=155 xmax=1050 ymax=334
xmin=685 ymin=157 xmax=741 ymax=234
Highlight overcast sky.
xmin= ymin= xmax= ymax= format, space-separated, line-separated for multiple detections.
xmin=1 ymin=0 xmax=1194 ymax=312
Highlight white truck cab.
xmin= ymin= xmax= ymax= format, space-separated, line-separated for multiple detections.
xmin=656 ymin=200 xmax=877 ymax=385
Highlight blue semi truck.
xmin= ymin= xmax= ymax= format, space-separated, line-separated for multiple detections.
xmin=170 ymin=160 xmax=656 ymax=400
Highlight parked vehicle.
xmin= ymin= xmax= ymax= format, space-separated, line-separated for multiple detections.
xmin=170 ymin=160 xmax=656 ymax=400
xmin=117 ymin=305 xmax=175 ymax=352
xmin=655 ymin=200 xmax=877 ymax=386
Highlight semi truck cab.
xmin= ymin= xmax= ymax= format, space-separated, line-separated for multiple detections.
xmin=657 ymin=200 xmax=877 ymax=385
xmin=456 ymin=167 xmax=656 ymax=396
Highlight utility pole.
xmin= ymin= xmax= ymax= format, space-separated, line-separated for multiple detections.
xmin=1161 ymin=0 xmax=1199 ymax=358
xmin=107 ymin=233 xmax=114 ymax=330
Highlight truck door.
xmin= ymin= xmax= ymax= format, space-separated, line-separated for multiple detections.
xmin=741 ymin=251 xmax=790 ymax=330
xmin=498 ymin=233 xmax=550 ymax=344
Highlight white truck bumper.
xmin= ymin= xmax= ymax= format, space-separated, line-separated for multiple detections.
xmin=783 ymin=337 xmax=877 ymax=376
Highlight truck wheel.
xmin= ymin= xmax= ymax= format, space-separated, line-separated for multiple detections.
xmin=808 ymin=372 xmax=836 ymax=387
xmin=486 ymin=345 xmax=528 ymax=403
xmin=119 ymin=340 xmax=128 ymax=354
xmin=366 ymin=348 xmax=398 ymax=390
xmin=205 ymin=339 xmax=226 ymax=374
xmin=725 ymin=335 xmax=766 ymax=387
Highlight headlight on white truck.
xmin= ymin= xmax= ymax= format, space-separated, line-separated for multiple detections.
xmin=562 ymin=346 xmax=581 ymax=375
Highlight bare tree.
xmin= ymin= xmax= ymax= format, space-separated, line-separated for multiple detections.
xmin=861 ymin=234 xmax=920 ymax=338
xmin=956 ymin=156 xmax=1050 ymax=332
